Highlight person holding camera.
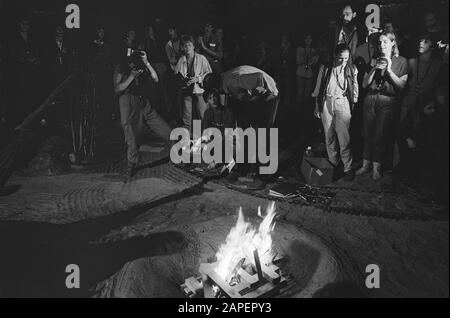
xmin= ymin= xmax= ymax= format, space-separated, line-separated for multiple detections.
xmin=113 ymin=50 xmax=171 ymax=176
xmin=175 ymin=35 xmax=212 ymax=133
xmin=312 ymin=44 xmax=358 ymax=181
xmin=356 ymin=31 xmax=409 ymax=180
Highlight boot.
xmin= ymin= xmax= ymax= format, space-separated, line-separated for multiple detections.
xmin=373 ymin=162 xmax=382 ymax=181
xmin=356 ymin=159 xmax=371 ymax=176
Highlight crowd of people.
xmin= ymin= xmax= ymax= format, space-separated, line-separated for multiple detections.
xmin=0 ymin=3 xmax=448 ymax=203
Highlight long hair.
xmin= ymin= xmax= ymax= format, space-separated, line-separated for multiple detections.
xmin=376 ymin=31 xmax=400 ymax=58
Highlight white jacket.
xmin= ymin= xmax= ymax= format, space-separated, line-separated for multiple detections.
xmin=175 ymin=53 xmax=212 ymax=94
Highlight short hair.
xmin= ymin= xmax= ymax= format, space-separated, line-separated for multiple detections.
xmin=203 ymin=73 xmax=222 ymax=92
xmin=181 ymin=35 xmax=195 ymax=46
xmin=334 ymin=43 xmax=351 ymax=56
xmin=418 ymin=32 xmax=437 ymax=49
xmin=341 ymin=3 xmax=355 ymax=12
xmin=124 ymin=29 xmax=136 ymax=39
xmin=203 ymin=88 xmax=221 ymax=103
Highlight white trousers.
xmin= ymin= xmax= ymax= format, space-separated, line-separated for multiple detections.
xmin=321 ymin=96 xmax=353 ymax=172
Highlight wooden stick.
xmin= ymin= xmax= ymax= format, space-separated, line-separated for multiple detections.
xmin=253 ymin=250 xmax=264 ymax=283
xmin=15 ymin=75 xmax=73 ymax=132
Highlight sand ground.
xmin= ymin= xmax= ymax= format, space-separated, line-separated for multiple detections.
xmin=0 ymin=158 xmax=448 ymax=297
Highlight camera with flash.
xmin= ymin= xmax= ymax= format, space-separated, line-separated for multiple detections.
xmin=126 ymin=48 xmax=147 ymax=70
xmin=127 ymin=48 xmax=146 ymax=58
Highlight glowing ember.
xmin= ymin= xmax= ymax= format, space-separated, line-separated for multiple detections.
xmin=214 ymin=202 xmax=278 ymax=283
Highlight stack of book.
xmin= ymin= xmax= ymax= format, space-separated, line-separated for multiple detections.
xmin=269 ymin=183 xmax=298 ymax=199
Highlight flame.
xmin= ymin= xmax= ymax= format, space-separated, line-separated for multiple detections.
xmin=214 ymin=202 xmax=277 ymax=283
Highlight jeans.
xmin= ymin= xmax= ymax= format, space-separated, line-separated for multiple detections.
xmin=119 ymin=94 xmax=171 ymax=166
xmin=182 ymin=93 xmax=208 ymax=132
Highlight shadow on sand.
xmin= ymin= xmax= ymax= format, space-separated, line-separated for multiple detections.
xmin=0 ymin=181 xmax=213 ymax=298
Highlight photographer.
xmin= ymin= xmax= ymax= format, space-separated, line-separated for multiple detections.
xmin=356 ymin=31 xmax=409 ymax=180
xmin=113 ymin=49 xmax=171 ymax=176
xmin=175 ymin=35 xmax=212 ymax=133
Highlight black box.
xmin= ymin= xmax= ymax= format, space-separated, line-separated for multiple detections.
xmin=300 ymin=157 xmax=334 ymax=185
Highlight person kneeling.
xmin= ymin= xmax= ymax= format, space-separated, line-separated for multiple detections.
xmin=202 ymin=88 xmax=234 ymax=170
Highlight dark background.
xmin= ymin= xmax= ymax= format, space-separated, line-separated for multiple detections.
xmin=1 ymin=0 xmax=448 ymax=50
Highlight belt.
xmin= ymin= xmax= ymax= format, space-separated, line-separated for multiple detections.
xmin=367 ymin=89 xmax=395 ymax=97
xmin=326 ymin=94 xmax=346 ymax=99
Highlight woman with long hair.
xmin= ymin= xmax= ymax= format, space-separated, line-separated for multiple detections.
xmin=356 ymin=31 xmax=409 ymax=180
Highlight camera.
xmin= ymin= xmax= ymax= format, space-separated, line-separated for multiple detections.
xmin=376 ymin=57 xmax=388 ymax=68
xmin=179 ymin=74 xmax=194 ymax=90
xmin=126 ymin=48 xmax=147 ymax=71
xmin=374 ymin=57 xmax=388 ymax=88
xmin=127 ymin=48 xmax=145 ymax=58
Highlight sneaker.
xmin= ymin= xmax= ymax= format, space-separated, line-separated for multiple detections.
xmin=342 ymin=170 xmax=355 ymax=181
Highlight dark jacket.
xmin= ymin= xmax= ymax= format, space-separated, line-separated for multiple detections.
xmin=317 ymin=63 xmax=358 ymax=113
xmin=334 ymin=24 xmax=358 ymax=59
